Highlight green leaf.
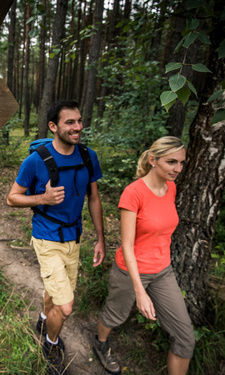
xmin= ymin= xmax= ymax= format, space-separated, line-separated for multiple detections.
xmin=216 ymin=40 xmax=225 ymax=59
xmin=165 ymin=62 xmax=182 ymax=74
xmin=208 ymin=89 xmax=224 ymax=102
xmin=169 ymin=74 xmax=186 ymax=92
xmin=198 ymin=31 xmax=211 ymax=45
xmin=211 ymin=109 xmax=225 ymax=124
xmin=160 ymin=91 xmax=177 ymax=112
xmin=183 ymin=32 xmax=199 ymax=48
xmin=164 ymin=99 xmax=176 ymax=112
xmin=160 ymin=91 xmax=178 ymax=106
xmin=176 ymin=86 xmax=191 ymax=105
xmin=49 ymin=53 xmax=55 ymax=59
xmin=186 ymin=18 xmax=199 ymax=30
xmin=174 ymin=39 xmax=184 ymax=53
xmin=187 ymin=80 xmax=198 ymax=97
xmin=26 ymin=16 xmax=35 ymax=24
xmin=192 ymin=63 xmax=212 ymax=73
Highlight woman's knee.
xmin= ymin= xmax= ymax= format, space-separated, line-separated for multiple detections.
xmin=171 ymin=327 xmax=195 ymax=358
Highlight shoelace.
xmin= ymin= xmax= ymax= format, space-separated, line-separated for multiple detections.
xmin=106 ymin=348 xmax=117 ymax=365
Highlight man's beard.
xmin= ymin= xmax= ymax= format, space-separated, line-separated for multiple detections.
xmin=57 ymin=130 xmax=80 ymax=146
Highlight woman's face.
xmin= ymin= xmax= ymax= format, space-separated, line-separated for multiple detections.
xmin=151 ymin=148 xmax=186 ymax=181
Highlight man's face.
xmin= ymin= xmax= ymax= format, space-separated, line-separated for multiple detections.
xmin=54 ymin=108 xmax=83 ymax=145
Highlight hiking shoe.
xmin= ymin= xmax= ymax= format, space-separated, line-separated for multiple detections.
xmin=93 ymin=335 xmax=121 ymax=375
xmin=36 ymin=314 xmax=47 ymax=335
xmin=36 ymin=314 xmax=65 ymax=351
xmin=42 ymin=339 xmax=67 ymax=375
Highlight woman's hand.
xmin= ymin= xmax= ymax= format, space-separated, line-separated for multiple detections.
xmin=136 ymin=290 xmax=156 ymax=321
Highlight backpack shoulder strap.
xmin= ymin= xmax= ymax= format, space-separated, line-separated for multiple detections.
xmin=78 ymin=143 xmax=94 ymax=195
xmin=36 ymin=145 xmax=59 ymax=187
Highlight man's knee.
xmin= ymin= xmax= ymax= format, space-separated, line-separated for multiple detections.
xmin=57 ymin=300 xmax=74 ymax=319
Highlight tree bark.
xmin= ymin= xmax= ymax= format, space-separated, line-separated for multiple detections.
xmin=37 ymin=0 xmax=68 ymax=138
xmin=172 ymin=11 xmax=225 ymax=324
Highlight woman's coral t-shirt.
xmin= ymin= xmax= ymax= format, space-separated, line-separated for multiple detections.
xmin=115 ymin=178 xmax=179 ymax=274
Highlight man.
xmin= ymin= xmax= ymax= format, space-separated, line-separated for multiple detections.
xmin=7 ymin=100 xmax=105 ymax=374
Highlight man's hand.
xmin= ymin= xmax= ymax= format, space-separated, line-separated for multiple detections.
xmin=93 ymin=241 xmax=105 ymax=267
xmin=136 ymin=290 xmax=156 ymax=321
xmin=42 ymin=180 xmax=65 ymax=205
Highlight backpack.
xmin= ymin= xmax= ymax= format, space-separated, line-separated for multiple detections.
xmin=29 ymin=138 xmax=94 ymax=243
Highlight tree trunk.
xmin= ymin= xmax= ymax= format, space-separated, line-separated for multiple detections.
xmin=23 ymin=2 xmax=31 ymax=137
xmin=18 ymin=0 xmax=26 ymax=119
xmin=71 ymin=0 xmax=82 ymax=100
xmin=7 ymin=0 xmax=17 ymax=95
xmin=97 ymin=0 xmax=121 ymax=118
xmin=37 ymin=0 xmax=68 ymax=138
xmin=172 ymin=15 xmax=225 ymax=324
xmin=36 ymin=0 xmax=47 ymax=110
xmin=83 ymin=0 xmax=104 ymax=127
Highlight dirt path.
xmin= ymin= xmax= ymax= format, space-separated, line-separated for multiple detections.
xmin=0 ymin=239 xmax=106 ymax=375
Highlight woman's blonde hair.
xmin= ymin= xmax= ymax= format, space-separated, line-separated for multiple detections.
xmin=136 ymin=136 xmax=185 ymax=178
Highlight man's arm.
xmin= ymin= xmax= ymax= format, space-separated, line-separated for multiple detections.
xmin=7 ymin=180 xmax=65 ymax=207
xmin=88 ymin=181 xmax=105 ymax=267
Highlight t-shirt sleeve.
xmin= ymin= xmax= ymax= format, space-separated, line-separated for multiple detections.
xmin=16 ymin=154 xmax=37 ymax=188
xmin=88 ymin=148 xmax=102 ymax=182
xmin=118 ymin=183 xmax=140 ymax=213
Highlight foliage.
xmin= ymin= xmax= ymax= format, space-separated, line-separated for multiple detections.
xmin=0 ymin=270 xmax=46 ymax=374
xmin=160 ymin=1 xmax=225 ymax=113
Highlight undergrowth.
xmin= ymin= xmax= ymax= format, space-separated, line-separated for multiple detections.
xmin=0 ymin=270 xmax=46 ymax=374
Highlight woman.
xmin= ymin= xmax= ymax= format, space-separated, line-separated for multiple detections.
xmin=93 ymin=136 xmax=195 ymax=375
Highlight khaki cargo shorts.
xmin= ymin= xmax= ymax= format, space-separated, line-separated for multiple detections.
xmin=31 ymin=236 xmax=80 ymax=305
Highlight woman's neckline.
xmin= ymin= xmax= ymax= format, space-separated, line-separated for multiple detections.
xmin=140 ymin=178 xmax=169 ymax=198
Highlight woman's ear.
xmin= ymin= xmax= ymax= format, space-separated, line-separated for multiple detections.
xmin=148 ymin=154 xmax=156 ymax=168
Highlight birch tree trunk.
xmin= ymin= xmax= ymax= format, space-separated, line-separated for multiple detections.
xmin=172 ymin=10 xmax=225 ymax=323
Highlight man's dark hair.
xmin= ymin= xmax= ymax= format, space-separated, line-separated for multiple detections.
xmin=47 ymin=100 xmax=79 ymax=125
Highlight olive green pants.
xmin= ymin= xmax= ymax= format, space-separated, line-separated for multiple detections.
xmin=100 ymin=262 xmax=195 ymax=359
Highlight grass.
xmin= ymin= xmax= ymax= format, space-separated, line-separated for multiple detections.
xmin=0 ymin=271 xmax=47 ymax=374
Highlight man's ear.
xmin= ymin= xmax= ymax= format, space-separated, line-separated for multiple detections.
xmin=48 ymin=121 xmax=57 ymax=134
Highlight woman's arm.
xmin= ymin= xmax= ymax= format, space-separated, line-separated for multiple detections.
xmin=120 ymin=208 xmax=156 ymax=320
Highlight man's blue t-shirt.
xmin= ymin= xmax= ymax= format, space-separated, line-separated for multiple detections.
xmin=16 ymin=142 xmax=102 ymax=242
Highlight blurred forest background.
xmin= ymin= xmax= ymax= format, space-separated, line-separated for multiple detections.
xmin=0 ymin=0 xmax=225 ymax=374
